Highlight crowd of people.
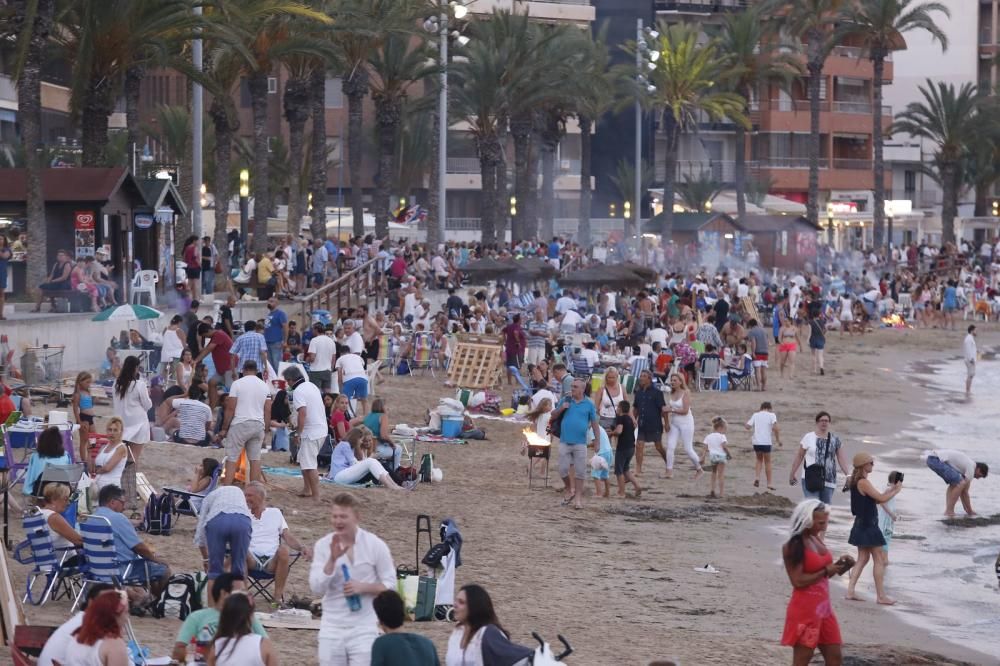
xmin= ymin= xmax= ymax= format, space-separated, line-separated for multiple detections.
xmin=10 ymin=228 xmax=998 ymax=666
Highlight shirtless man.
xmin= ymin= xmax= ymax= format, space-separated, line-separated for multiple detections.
xmin=925 ymin=449 xmax=989 ymax=517
xmin=720 ymin=316 xmax=746 ymax=349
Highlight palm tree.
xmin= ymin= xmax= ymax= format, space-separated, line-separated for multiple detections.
xmin=282 ymin=55 xmax=315 ymax=235
xmin=204 ymin=45 xmax=243 ymax=272
xmin=369 ymin=32 xmax=436 ymax=238
xmin=610 ymin=159 xmax=653 ymax=207
xmin=9 ymin=0 xmax=55 ymax=296
xmin=891 ymin=81 xmax=982 ymax=245
xmin=780 ymin=0 xmax=847 ymax=226
xmin=638 ymin=22 xmax=748 ymax=243
xmin=330 ymin=0 xmax=416 ymax=238
xmin=676 ymin=172 xmax=724 ymax=212
xmin=838 ymin=0 xmax=949 ymax=249
xmin=575 ymin=29 xmax=614 ymax=247
xmin=308 ymin=64 xmax=329 ymax=241
xmin=714 ymin=6 xmax=800 ymax=222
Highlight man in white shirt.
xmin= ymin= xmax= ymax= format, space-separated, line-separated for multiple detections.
xmin=963 ymin=324 xmax=977 ymax=395
xmin=37 ymin=584 xmax=116 ymax=666
xmin=648 ymin=325 xmax=668 ymax=347
xmin=559 ymin=309 xmax=583 ymax=334
xmin=244 ymin=482 xmax=312 ymax=604
xmin=555 ymin=291 xmax=577 ymax=315
xmin=579 ymin=341 xmax=600 ymax=371
xmin=341 ymin=320 xmax=365 ymax=356
xmin=219 ymin=359 xmax=272 ymax=485
xmin=336 ymin=351 xmax=369 ymax=415
xmin=431 ymin=253 xmax=449 ymax=289
xmin=284 ymin=366 xmax=328 ymax=503
xmin=926 ymin=448 xmax=989 ymax=517
xmin=306 ymin=323 xmax=336 ymax=392
xmin=745 ymin=402 xmax=781 ymax=489
xmin=309 ymin=493 xmax=395 ymax=666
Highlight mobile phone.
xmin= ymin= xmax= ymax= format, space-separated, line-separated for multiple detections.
xmin=896 ymin=472 xmax=904 ymax=483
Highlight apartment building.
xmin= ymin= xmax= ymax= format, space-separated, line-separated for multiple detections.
xmin=137 ymin=0 xmax=596 ymax=238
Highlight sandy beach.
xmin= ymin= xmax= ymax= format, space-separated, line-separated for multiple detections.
xmin=8 ymin=325 xmax=999 ymax=665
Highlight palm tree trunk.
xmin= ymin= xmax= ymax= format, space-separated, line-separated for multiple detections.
xmin=16 ymin=0 xmax=54 ymax=298
xmin=510 ymin=113 xmax=533 ymax=243
xmin=661 ymin=110 xmax=679 ymax=245
xmin=343 ymin=68 xmax=369 ymax=238
xmin=426 ymin=95 xmax=440 ymax=249
xmin=309 ymin=66 xmax=328 ymax=241
xmin=806 ymin=38 xmax=823 ymax=227
xmin=80 ymin=83 xmax=115 ymax=167
xmin=248 ymin=70 xmax=270 ymax=252
xmin=496 ymin=122 xmax=510 ymax=245
xmin=871 ymin=53 xmax=886 ymax=249
xmin=941 ymin=161 xmax=958 ymax=245
xmin=373 ymin=94 xmax=400 ymax=240
xmin=124 ymin=65 xmax=145 ymax=156
xmin=578 ymin=114 xmax=593 ymax=246
xmin=734 ymin=92 xmax=749 ymax=222
xmin=284 ymin=75 xmax=311 ymax=236
xmin=478 ymin=134 xmax=502 ymax=245
xmin=210 ymin=97 xmax=235 ymax=280
xmin=539 ymin=143 xmax=556 ymax=240
xmin=974 ymin=181 xmax=988 ymax=217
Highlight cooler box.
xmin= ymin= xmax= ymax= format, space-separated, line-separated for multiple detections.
xmin=441 ymin=417 xmax=463 ymax=439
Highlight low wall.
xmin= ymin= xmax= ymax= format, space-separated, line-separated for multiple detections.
xmin=4 ymin=301 xmax=272 ymax=374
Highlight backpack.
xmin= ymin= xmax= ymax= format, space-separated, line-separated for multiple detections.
xmin=138 ymin=492 xmax=173 ymax=536
xmin=154 ymin=573 xmax=201 ymax=619
xmin=318 ymin=436 xmax=333 ymax=469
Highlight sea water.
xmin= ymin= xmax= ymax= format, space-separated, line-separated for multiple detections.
xmin=822 ymin=355 xmax=1000 ymax=658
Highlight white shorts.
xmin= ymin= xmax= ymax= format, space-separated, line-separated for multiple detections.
xmin=966 ymin=360 xmax=976 ymax=379
xmin=752 ymin=360 xmax=768 ymax=368
xmin=525 ymin=346 xmax=545 ymax=366
xmin=297 ymin=436 xmax=324 ymax=471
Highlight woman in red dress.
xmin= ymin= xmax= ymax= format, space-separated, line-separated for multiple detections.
xmin=781 ymin=499 xmax=855 ymax=665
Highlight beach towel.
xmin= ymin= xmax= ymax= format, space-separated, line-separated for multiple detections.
xmin=414 ymin=434 xmax=467 ymax=445
xmin=261 ymin=466 xmax=376 ymax=487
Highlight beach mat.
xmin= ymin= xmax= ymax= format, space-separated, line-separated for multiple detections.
xmin=261 ymin=466 xmax=375 ymax=487
xmin=415 ymin=434 xmax=467 ymax=445
xmin=255 ymin=611 xmax=321 ymax=631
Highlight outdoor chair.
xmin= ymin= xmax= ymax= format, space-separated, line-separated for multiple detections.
xmin=508 ymin=366 xmax=533 ymax=407
xmin=409 ymin=334 xmax=437 ymax=377
xmin=727 ymin=355 xmax=754 ymax=391
xmin=697 ymin=356 xmax=721 ymax=392
xmin=247 ymin=548 xmax=302 ymax=604
xmin=21 ymin=509 xmax=81 ymax=606
xmin=72 ymin=514 xmax=152 ymax=611
xmin=164 ymin=459 xmax=224 ymax=522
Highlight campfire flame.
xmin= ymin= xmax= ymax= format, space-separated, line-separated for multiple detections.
xmin=522 ymin=428 xmax=551 ymax=448
xmin=881 ymin=313 xmax=911 ymax=329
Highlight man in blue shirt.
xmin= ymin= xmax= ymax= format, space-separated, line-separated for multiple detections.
xmin=547 ymin=237 xmax=561 ymax=271
xmin=230 ymin=320 xmax=268 ymax=375
xmin=552 ymin=378 xmax=599 ymax=509
xmin=263 ymin=297 xmax=288 ymax=372
xmin=92 ymin=484 xmax=172 ymax=598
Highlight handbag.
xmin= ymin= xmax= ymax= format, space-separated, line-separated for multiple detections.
xmin=547 ymin=404 xmax=565 ymax=438
xmin=803 ymin=435 xmax=832 ymax=493
xmin=213 ymin=258 xmax=222 ymax=274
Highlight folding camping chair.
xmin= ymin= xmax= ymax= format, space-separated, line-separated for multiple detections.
xmin=727 ymin=355 xmax=754 ymax=391
xmin=72 ymin=514 xmax=152 ymax=611
xmin=247 ymin=548 xmax=302 ymax=604
xmin=570 ymin=354 xmax=592 ymax=381
xmin=164 ymin=458 xmax=224 ymax=522
xmin=366 ymin=360 xmax=382 ymax=399
xmin=697 ymin=356 xmax=721 ymax=392
xmin=21 ymin=508 xmax=81 ymax=605
xmin=508 ymin=366 xmax=534 ymax=407
xmin=377 ymin=333 xmax=396 ymax=375
xmin=409 ymin=334 xmax=437 ymax=377
xmin=11 ymin=625 xmax=57 ymax=666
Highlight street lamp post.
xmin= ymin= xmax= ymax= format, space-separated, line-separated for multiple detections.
xmin=635 ymin=20 xmax=658 ymax=255
xmin=239 ymin=169 xmax=250 ymax=264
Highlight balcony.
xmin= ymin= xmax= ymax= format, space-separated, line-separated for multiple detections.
xmin=832 ymin=158 xmax=871 ymax=170
xmin=471 ymin=0 xmax=595 ymax=23
xmin=758 ymin=157 xmax=815 ymax=169
xmin=889 ymin=189 xmax=941 ymax=208
xmin=0 ymin=75 xmax=15 ymax=107
xmin=655 ymin=0 xmax=748 ymax=12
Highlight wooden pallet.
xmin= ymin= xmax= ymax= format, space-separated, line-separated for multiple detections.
xmin=741 ymin=296 xmax=760 ymax=325
xmin=448 ymin=335 xmax=504 ymax=389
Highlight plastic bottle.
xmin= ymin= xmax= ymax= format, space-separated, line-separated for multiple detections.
xmin=341 ymin=564 xmax=362 ymax=612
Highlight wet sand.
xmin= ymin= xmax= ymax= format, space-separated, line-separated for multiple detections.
xmin=9 ymin=325 xmax=998 ymax=665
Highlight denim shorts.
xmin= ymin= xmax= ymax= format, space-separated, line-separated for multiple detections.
xmin=927 ymin=455 xmax=963 ymax=485
xmin=802 ymin=484 xmax=834 ymax=504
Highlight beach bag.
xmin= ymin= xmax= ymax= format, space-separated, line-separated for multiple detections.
xmin=153 ymin=573 xmax=200 ymax=619
xmin=396 ymin=359 xmax=411 ymax=375
xmin=419 ymin=453 xmax=434 ymax=483
xmin=138 ymin=492 xmax=173 ymax=536
xmin=803 ymin=435 xmax=831 ymax=493
xmin=317 ymin=436 xmax=333 ymax=469
xmin=547 ymin=407 xmax=564 ymax=439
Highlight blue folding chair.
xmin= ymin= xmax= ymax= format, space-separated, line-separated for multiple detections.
xmin=72 ymin=515 xmax=151 ymax=611
xmin=727 ymin=355 xmax=755 ymax=391
xmin=164 ymin=460 xmax=224 ymax=522
xmin=247 ymin=548 xmax=302 ymax=604
xmin=21 ymin=509 xmax=80 ymax=605
xmin=508 ymin=366 xmax=533 ymax=407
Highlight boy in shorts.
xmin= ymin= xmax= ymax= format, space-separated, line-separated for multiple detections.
xmin=611 ymin=400 xmax=641 ymax=498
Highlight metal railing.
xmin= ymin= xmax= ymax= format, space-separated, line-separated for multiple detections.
xmin=831 ymin=158 xmax=871 ymax=170
xmin=758 ymin=157 xmax=814 ymax=169
xmin=654 ymin=0 xmax=748 ymax=9
xmin=888 ymin=190 xmax=941 ymax=208
xmin=832 ymin=100 xmax=871 ymax=114
xmin=298 ymin=257 xmax=383 ymax=325
xmin=532 ymin=0 xmax=592 ymax=4
xmin=446 ymin=157 xmax=481 ymax=174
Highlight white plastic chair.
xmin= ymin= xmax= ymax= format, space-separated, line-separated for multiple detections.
xmin=130 ymin=270 xmax=158 ymax=306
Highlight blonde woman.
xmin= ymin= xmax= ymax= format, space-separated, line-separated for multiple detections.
xmin=844 ymin=452 xmax=902 ymax=605
xmin=664 ymin=373 xmax=703 ymax=480
xmin=327 ymin=427 xmax=410 ymax=490
xmin=93 ymin=417 xmax=129 ymax=491
xmin=595 ymin=367 xmax=626 ymax=431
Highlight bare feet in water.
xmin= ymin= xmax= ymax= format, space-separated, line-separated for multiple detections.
xmin=845 ymin=594 xmax=866 ymax=602
xmin=877 ymin=597 xmax=897 ymax=606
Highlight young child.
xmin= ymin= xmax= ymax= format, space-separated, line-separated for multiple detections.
xmin=745 ymin=401 xmax=781 ymax=490
xmin=611 ymin=400 xmax=641 ymax=498
xmin=878 ymin=471 xmax=902 ymax=564
xmin=590 ymin=426 xmax=613 ymax=498
xmin=702 ymin=416 xmax=731 ymax=498
xmin=71 ymin=371 xmax=95 ymax=465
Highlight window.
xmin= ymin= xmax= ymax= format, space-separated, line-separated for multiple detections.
xmin=324 ymin=77 xmax=343 ymax=108
xmin=326 ymin=137 xmax=342 ymax=162
xmin=904 ymin=170 xmax=916 ymax=195
xmin=268 ymin=77 xmax=278 ymax=94
xmin=239 ymin=78 xmax=251 ymax=108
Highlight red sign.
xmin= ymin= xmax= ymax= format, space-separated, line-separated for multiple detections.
xmin=74 ymin=211 xmax=96 ymax=230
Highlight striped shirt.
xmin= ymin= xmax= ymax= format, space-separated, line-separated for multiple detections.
xmin=174 ymin=398 xmax=212 ymax=441
xmin=527 ymin=320 xmax=549 ymax=348
xmin=230 ymin=331 xmax=267 ymax=372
